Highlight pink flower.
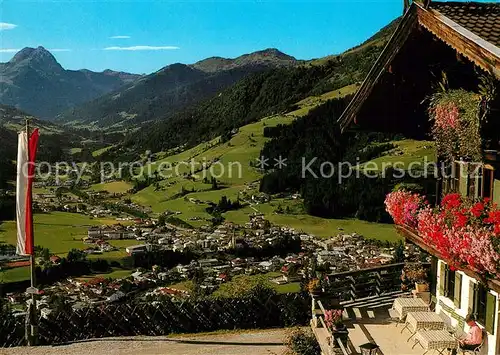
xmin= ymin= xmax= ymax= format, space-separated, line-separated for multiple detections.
xmin=433 ymin=103 xmax=459 ymax=130
xmin=385 ymin=190 xmax=426 ymax=228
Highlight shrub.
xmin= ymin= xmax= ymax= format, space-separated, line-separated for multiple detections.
xmin=284 ymin=328 xmax=321 ymax=355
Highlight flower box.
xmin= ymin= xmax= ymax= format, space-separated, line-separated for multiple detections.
xmin=385 ymin=191 xmax=500 ymax=278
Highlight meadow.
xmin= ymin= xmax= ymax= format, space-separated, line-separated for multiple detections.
xmin=0 ymin=212 xmax=140 ymax=265
xmin=128 ymin=87 xmax=410 ymax=239
xmin=0 ymin=212 xmax=141 ymax=282
xmin=90 ymin=181 xmax=133 ymax=194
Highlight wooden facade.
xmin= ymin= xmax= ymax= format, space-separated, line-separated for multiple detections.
xmin=339 ymin=1 xmax=500 ymax=134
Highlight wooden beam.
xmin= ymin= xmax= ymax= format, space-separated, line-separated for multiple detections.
xmin=396 ymin=225 xmax=500 ymax=293
xmin=416 ymin=4 xmax=500 ymax=78
xmin=338 ymin=5 xmax=419 ymax=132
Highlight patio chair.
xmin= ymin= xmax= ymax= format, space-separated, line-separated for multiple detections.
xmin=427 ymin=298 xmax=436 ymax=312
xmin=460 ymin=330 xmax=486 ymax=355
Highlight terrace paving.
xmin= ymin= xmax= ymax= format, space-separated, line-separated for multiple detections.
xmin=1 ymin=329 xmax=286 ymax=355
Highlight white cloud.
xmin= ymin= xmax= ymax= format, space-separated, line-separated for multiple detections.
xmin=110 ymin=35 xmax=131 ymax=39
xmin=49 ymin=48 xmax=71 ymax=52
xmin=0 ymin=22 xmax=17 ymax=31
xmin=103 ymin=45 xmax=179 ymax=51
xmin=0 ymin=48 xmax=20 ymax=53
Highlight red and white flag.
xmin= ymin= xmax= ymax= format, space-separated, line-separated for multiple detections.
xmin=16 ymin=128 xmax=40 ymax=256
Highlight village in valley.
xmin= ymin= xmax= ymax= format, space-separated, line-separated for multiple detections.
xmin=2 ymin=187 xmax=422 ymax=314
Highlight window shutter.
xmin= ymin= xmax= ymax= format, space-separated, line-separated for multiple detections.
xmin=454 ymin=273 xmax=462 ymax=308
xmin=485 ymin=292 xmax=496 ymax=335
xmin=468 ymin=281 xmax=476 ymax=315
xmin=459 ymin=164 xmax=469 ymax=197
xmin=474 ymin=172 xmax=482 ymax=199
xmin=439 ymin=263 xmax=446 ymax=296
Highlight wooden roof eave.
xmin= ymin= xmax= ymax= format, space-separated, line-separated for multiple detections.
xmin=338 ymin=2 xmax=500 ymax=133
xmin=338 ymin=5 xmax=419 ymax=133
xmin=416 ymin=3 xmax=500 ymax=80
xmin=396 ymin=224 xmax=500 ymax=293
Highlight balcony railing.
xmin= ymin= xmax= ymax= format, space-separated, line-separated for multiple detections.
xmin=323 ymin=263 xmax=424 ymax=302
xmin=310 ymin=262 xmax=431 ymax=355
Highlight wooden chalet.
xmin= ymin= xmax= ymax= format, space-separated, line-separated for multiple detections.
xmin=338 ymin=1 xmax=500 ymax=354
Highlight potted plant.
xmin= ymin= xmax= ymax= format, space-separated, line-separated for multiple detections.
xmin=405 ymin=265 xmax=429 ymax=292
xmin=307 ymin=279 xmax=322 ymax=296
xmin=324 ymin=309 xmax=348 ymax=347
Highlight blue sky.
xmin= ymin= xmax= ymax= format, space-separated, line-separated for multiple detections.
xmin=0 ymin=0 xmax=405 ymax=74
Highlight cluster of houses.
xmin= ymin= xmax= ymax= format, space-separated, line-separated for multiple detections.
xmin=2 ymin=213 xmax=423 ymax=314
xmin=83 ymin=222 xmax=175 ymax=255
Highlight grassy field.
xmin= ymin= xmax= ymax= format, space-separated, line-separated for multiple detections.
xmin=358 ymin=139 xmax=436 ymax=172
xmin=1 ymin=267 xmax=133 ymax=283
xmin=90 ymin=181 xmax=133 ymax=194
xmin=225 ymin=205 xmax=401 ymax=242
xmin=92 ymin=145 xmax=115 ymax=157
xmin=0 ymin=266 xmax=30 ymax=283
xmin=130 ymin=86 xmax=360 ymax=217
xmin=131 ymin=113 xmax=295 ymax=215
xmin=74 ymin=268 xmax=133 ymax=281
xmin=0 ymin=211 xmax=140 ymax=283
xmin=126 ymin=88 xmax=406 ymax=240
xmin=0 ymin=212 xmax=139 ymax=256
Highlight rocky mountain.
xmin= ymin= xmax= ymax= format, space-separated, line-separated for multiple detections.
xmin=56 ymin=48 xmax=299 ymax=127
xmin=0 ymin=47 xmax=141 ymax=119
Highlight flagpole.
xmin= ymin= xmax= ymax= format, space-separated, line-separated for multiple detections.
xmin=25 ymin=118 xmax=38 ymax=346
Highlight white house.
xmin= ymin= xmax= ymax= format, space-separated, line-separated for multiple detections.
xmin=403 ymin=227 xmax=500 ymax=355
xmin=435 ymin=258 xmax=499 ymax=355
xmin=125 ymin=245 xmax=147 ymax=255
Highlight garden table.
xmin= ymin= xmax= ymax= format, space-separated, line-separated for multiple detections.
xmin=401 ymin=312 xmax=445 ymax=341
xmin=412 ymin=329 xmax=458 ymax=355
xmin=392 ymin=297 xmax=428 ymax=320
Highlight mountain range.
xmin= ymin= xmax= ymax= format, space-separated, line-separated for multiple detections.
xmin=0 ymin=46 xmax=142 ymax=119
xmin=56 ymin=48 xmax=299 ymax=128
xmin=0 ymin=17 xmax=400 ymax=162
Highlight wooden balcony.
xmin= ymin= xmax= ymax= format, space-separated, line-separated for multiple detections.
xmin=311 ymin=263 xmax=431 ymax=355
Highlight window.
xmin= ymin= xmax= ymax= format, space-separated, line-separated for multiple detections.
xmin=469 ymin=281 xmax=496 ymax=334
xmin=439 ymin=262 xmax=461 ymax=306
xmin=454 ymin=162 xmax=489 ymax=199
xmin=473 ymin=283 xmax=487 ymax=326
xmin=482 ymin=166 xmax=494 ymax=199
xmin=430 ymin=257 xmax=438 ymax=296
xmin=446 ymin=268 xmax=455 ymax=299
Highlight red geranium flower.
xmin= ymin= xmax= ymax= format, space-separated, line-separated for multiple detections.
xmin=471 ymin=202 xmax=485 ymax=218
xmin=441 ymin=193 xmax=462 ymax=210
